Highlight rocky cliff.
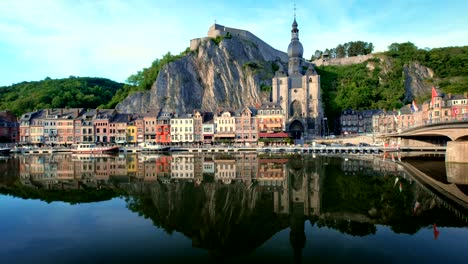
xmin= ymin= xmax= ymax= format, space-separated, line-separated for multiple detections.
xmin=116 ymin=35 xmax=287 ymax=114
xmin=403 ymin=62 xmax=434 ymax=101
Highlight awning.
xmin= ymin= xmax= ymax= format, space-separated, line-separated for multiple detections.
xmin=214 ymin=134 xmax=235 ymax=138
xmin=259 ymin=132 xmax=289 ymax=138
xmin=265 ymin=124 xmax=282 ymax=127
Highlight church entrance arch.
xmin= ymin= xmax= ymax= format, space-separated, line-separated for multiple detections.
xmin=289 ymin=120 xmax=304 ymax=139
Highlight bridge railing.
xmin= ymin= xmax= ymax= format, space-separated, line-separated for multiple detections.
xmin=398 ymin=118 xmax=468 ymax=134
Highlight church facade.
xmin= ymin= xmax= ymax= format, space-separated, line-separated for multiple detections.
xmin=271 ymin=18 xmax=324 ymax=140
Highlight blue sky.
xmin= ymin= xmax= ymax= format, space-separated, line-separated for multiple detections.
xmin=0 ymin=0 xmax=467 ymax=86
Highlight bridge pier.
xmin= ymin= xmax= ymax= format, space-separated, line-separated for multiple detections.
xmin=446 ymin=141 xmax=468 ymax=163
xmin=446 ymin=162 xmax=468 ymax=184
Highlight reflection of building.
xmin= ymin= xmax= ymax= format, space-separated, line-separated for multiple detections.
xmin=234 ymin=153 xmax=257 ymax=185
xmin=257 ymin=158 xmax=287 ymax=186
xmin=214 ymin=156 xmax=236 ymax=184
xmin=171 ymin=154 xmax=195 ymax=180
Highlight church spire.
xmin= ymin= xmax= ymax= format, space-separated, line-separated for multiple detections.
xmin=287 ymin=4 xmax=304 ymax=75
xmin=291 ymin=0 xmax=299 ymax=41
xmin=291 ymin=18 xmax=299 ymax=41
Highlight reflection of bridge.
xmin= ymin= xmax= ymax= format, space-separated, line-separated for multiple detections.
xmin=398 ymin=161 xmax=468 ymax=221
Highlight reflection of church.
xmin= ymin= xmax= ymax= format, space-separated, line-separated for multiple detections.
xmin=271 ymin=17 xmax=324 ymax=140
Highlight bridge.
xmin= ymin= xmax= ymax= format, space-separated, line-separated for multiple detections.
xmin=381 ymin=120 xmax=468 ymax=163
xmin=393 ymin=120 xmax=468 ymax=141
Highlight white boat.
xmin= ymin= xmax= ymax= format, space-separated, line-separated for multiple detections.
xmin=139 ymin=142 xmax=164 ymax=151
xmin=72 ymin=143 xmax=119 ymax=154
xmin=0 ymin=147 xmax=11 ymax=155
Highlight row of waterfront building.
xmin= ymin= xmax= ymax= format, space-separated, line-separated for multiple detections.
xmin=1 ymin=89 xmax=464 ymax=146
xmin=340 ymin=91 xmax=468 ymax=135
xmin=12 ymin=103 xmax=286 ymax=146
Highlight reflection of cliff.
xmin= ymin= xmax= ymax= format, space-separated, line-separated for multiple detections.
xmin=124 ymin=181 xmax=290 ymax=257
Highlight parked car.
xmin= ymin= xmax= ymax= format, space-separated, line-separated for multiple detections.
xmin=359 ymin=142 xmax=371 ymax=147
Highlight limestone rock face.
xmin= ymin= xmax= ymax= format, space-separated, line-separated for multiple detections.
xmin=403 ymin=62 xmax=434 ymax=101
xmin=116 ymin=36 xmax=287 ymax=114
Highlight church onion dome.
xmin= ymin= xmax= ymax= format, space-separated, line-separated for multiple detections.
xmin=288 ymin=18 xmax=303 ymax=58
xmin=288 ymin=40 xmax=303 ymax=58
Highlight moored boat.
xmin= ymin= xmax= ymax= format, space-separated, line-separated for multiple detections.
xmin=72 ymin=143 xmax=119 ymax=154
xmin=0 ymin=147 xmax=11 ymax=155
xmin=138 ymin=142 xmax=164 ymax=151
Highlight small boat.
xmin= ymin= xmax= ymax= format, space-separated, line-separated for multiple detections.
xmin=139 ymin=142 xmax=164 ymax=152
xmin=72 ymin=143 xmax=119 ymax=154
xmin=0 ymin=147 xmax=11 ymax=155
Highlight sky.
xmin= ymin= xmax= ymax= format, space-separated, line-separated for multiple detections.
xmin=0 ymin=0 xmax=467 ymax=86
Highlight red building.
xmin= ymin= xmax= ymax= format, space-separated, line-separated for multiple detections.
xmin=156 ymin=111 xmax=172 ymax=145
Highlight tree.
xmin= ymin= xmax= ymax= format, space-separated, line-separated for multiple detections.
xmin=336 ymin=44 xmax=346 ymax=58
xmin=314 ymin=50 xmax=323 ymax=60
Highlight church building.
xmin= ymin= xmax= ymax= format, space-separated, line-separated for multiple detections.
xmin=271 ymin=17 xmax=324 ymax=140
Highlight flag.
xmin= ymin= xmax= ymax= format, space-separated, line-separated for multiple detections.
xmin=398 ymin=109 xmax=401 ymax=116
xmin=411 ymin=100 xmax=419 ymax=112
xmin=433 ymin=224 xmax=440 ymax=240
xmin=453 ymin=107 xmax=459 ymax=117
xmin=431 ymin=86 xmax=438 ymax=105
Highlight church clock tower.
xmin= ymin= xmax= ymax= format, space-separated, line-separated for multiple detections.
xmin=271 ymin=17 xmax=324 ymax=140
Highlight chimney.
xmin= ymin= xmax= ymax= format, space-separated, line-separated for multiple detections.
xmin=76 ymin=109 xmax=79 ymax=117
xmin=60 ymin=109 xmax=63 ymax=116
xmin=464 ymin=92 xmax=468 ymax=99
xmin=447 ymin=93 xmax=452 ymax=99
xmin=96 ymin=109 xmax=100 ymax=115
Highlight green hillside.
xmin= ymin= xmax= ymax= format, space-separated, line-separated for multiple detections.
xmin=0 ymin=76 xmax=124 ymax=116
xmin=317 ymin=43 xmax=468 ymax=130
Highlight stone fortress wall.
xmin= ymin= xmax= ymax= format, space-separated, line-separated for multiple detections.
xmin=312 ymin=54 xmax=375 ymax=67
xmin=190 ymin=24 xmax=288 ymax=62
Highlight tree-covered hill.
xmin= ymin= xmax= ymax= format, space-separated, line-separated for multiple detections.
xmin=317 ymin=43 xmax=468 ymax=131
xmin=0 ymin=76 xmax=124 ymax=116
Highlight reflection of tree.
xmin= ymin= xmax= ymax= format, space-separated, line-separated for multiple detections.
xmin=0 ymin=181 xmax=121 ymax=204
xmin=316 ymin=218 xmax=376 ymax=236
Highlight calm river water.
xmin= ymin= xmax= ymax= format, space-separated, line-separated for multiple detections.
xmin=0 ymin=153 xmax=467 ymax=264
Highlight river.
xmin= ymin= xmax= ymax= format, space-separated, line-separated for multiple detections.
xmin=0 ymin=153 xmax=467 ymax=263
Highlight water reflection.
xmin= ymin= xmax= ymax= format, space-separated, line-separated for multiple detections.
xmin=1 ymin=153 xmax=467 ymax=261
